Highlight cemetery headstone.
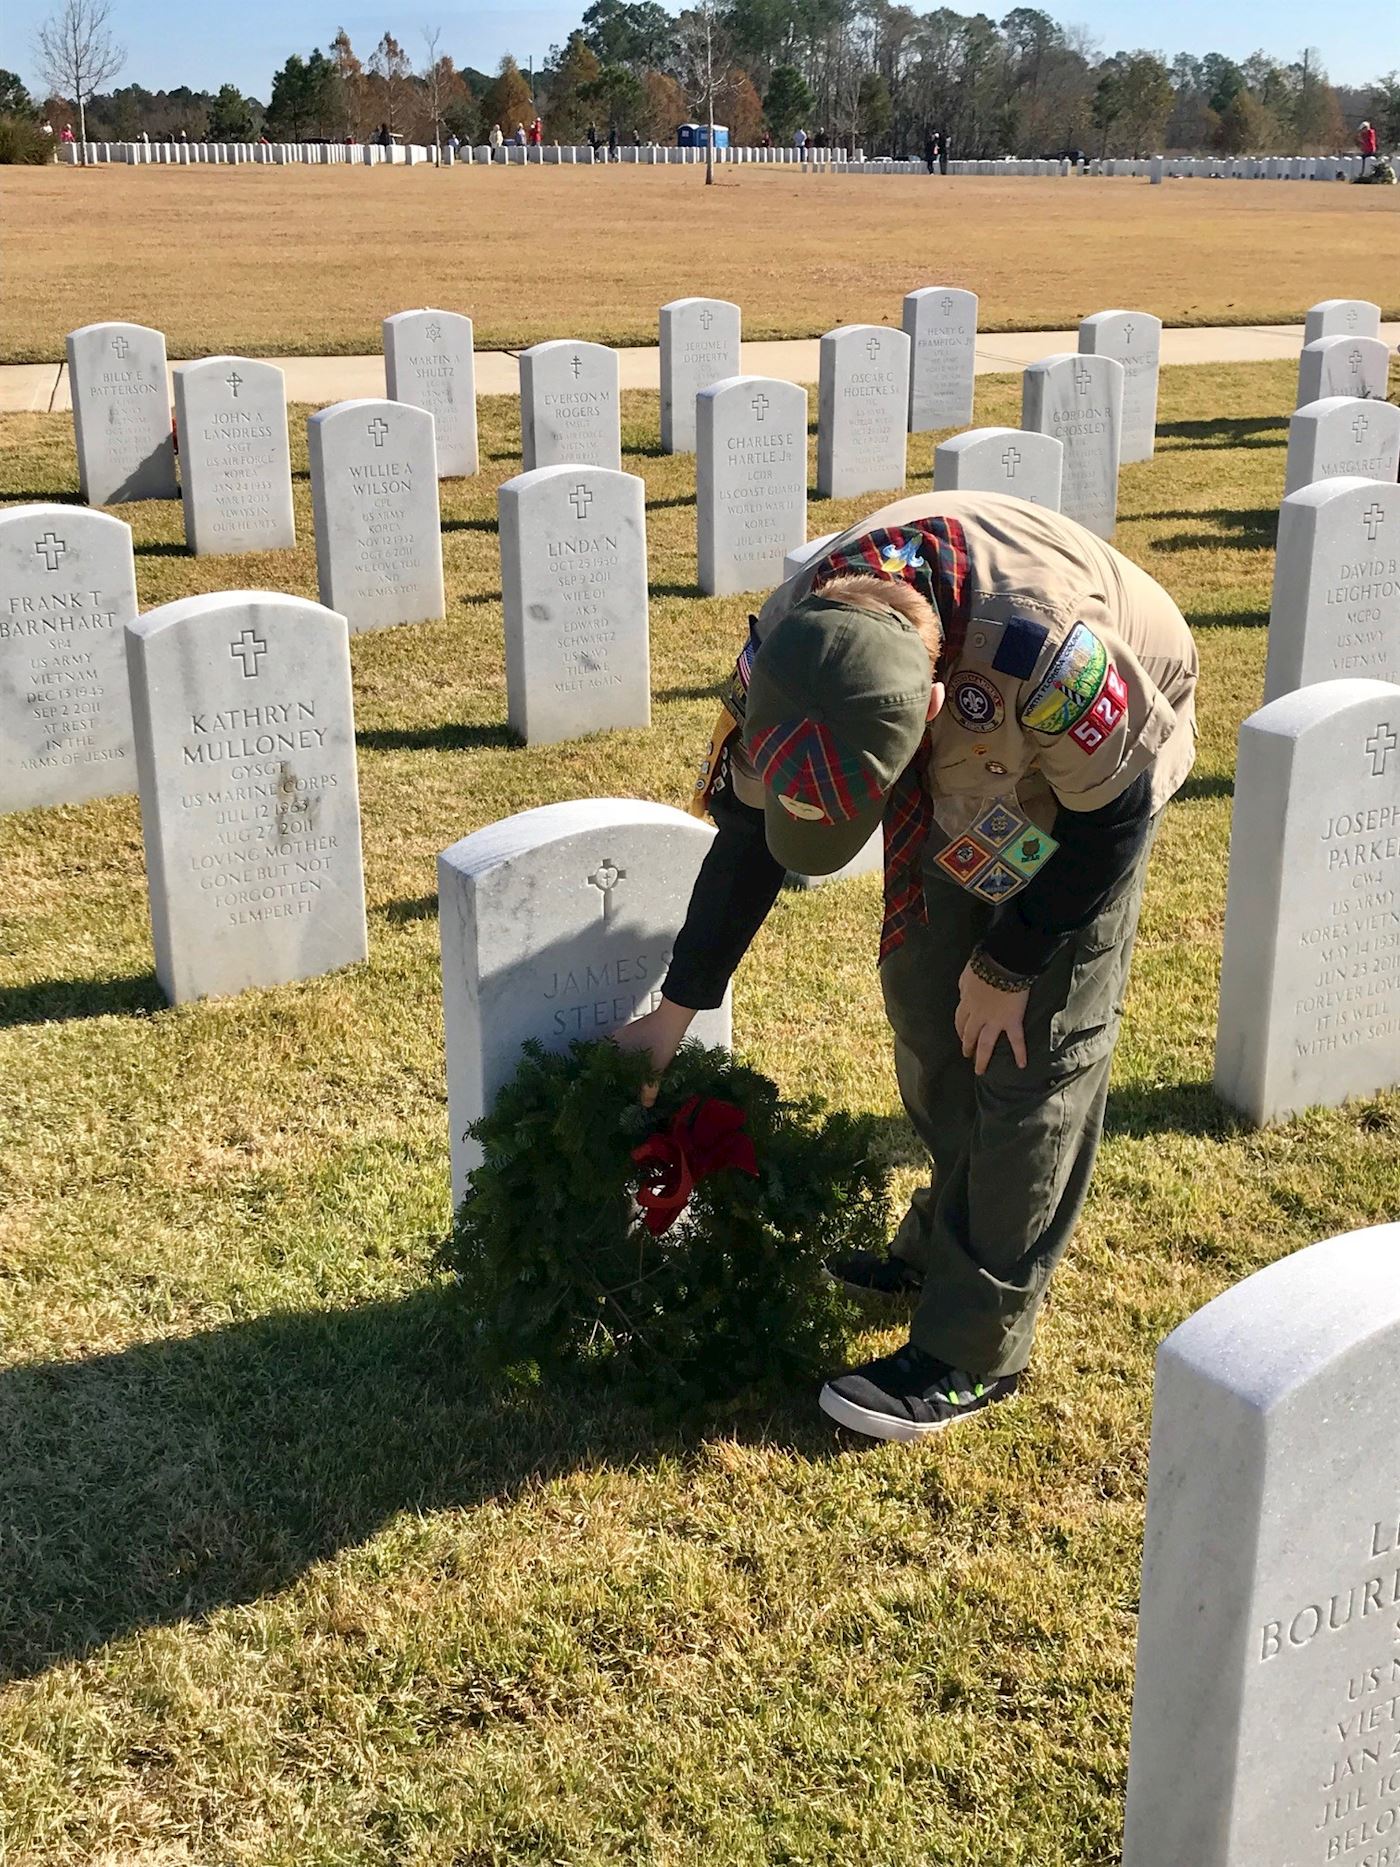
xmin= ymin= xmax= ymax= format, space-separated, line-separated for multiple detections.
xmin=66 ymin=321 xmax=177 ymax=505
xmin=1078 ymin=309 xmax=1161 ymax=463
xmin=659 ymin=298 xmax=742 ymax=454
xmin=1303 ymin=298 xmax=1383 ymax=345
xmin=935 ymin=425 xmax=1063 ymax=510
xmin=902 ymin=287 xmax=977 ymax=432
xmin=125 ymin=591 xmax=367 ymax=1005
xmin=817 ymin=324 xmax=911 ymax=500
xmin=383 ymin=308 xmax=479 ymax=478
xmin=696 ymin=376 xmax=807 ymax=596
xmin=1297 ymin=336 xmax=1390 ymax=409
xmin=1284 ymin=397 xmax=1400 ymax=498
xmin=307 ymin=399 xmax=444 ymax=633
xmin=782 ymin=531 xmax=840 ymax=583
xmin=1021 ymin=352 xmax=1124 ymax=538
xmin=0 ymin=504 xmax=139 ymax=812
xmin=1264 ymin=479 xmax=1400 ymax=701
xmin=519 ymin=340 xmax=621 ymax=473
xmin=1123 ymin=1220 xmax=1400 ymax=1867
xmin=439 ymin=799 xmax=732 ymax=1194
xmin=172 ymin=357 xmax=295 ymax=555
xmin=1214 ymin=678 xmax=1400 ymax=1123
xmin=498 ymin=464 xmax=650 ymax=745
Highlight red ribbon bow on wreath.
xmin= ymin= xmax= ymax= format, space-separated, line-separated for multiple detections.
xmin=630 ymin=1095 xmax=759 ymax=1236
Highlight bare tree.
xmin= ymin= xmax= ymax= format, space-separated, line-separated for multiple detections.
xmin=677 ymin=0 xmax=729 ymax=184
xmin=422 ymin=25 xmax=444 ymax=156
xmin=34 ymin=0 xmax=124 ymax=158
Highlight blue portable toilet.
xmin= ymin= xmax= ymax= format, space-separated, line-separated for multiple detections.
xmin=677 ymin=122 xmax=730 ymax=148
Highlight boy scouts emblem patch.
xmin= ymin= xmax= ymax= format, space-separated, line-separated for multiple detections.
xmin=1020 ymin=623 xmax=1109 ymax=735
xmin=880 ymin=537 xmax=926 ymax=577
xmin=949 ymin=671 xmax=1004 ymax=733
xmin=1069 ymin=664 xmax=1129 ymax=753
xmin=930 ymin=801 xmax=1059 ymax=896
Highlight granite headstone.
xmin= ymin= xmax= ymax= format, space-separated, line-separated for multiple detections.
xmin=307 ymin=398 xmax=444 ymax=632
xmin=696 ymin=375 xmax=807 ymax=596
xmin=1297 ymin=337 xmax=1390 ymax=409
xmin=1284 ymin=398 xmax=1400 ymax=498
xmin=935 ymin=426 xmax=1063 ymax=510
xmin=383 ymin=308 xmax=479 ymax=478
xmin=902 ymin=287 xmax=977 ymax=432
xmin=66 ymin=321 xmax=177 ymax=505
xmin=172 ymin=356 xmax=295 ymax=555
xmin=1078 ymin=309 xmax=1161 ymax=463
xmin=1021 ymin=352 xmax=1124 ymax=538
xmin=519 ymin=340 xmax=621 ymax=473
xmin=1303 ymin=299 xmax=1383 ymax=345
xmin=816 ymin=325 xmax=910 ymax=499
xmin=1264 ymin=479 xmax=1400 ymax=701
xmin=659 ymin=298 xmax=742 ymax=454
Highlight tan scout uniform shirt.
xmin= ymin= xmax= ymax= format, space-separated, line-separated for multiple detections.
xmin=742 ymin=493 xmax=1198 ymax=836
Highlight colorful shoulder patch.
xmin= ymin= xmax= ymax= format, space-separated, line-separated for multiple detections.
xmin=1068 ymin=665 xmax=1129 ymax=754
xmin=1019 ymin=623 xmax=1109 ymax=735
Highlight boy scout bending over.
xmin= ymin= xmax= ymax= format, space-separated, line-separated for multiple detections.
xmin=617 ymin=493 xmax=1198 ymax=1444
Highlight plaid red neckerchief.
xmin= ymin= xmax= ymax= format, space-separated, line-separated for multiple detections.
xmin=745 ymin=717 xmax=884 ymax=824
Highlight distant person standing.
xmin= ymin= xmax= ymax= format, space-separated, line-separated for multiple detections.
xmin=631 ymin=127 xmax=641 ymax=149
xmin=513 ymin=122 xmax=526 ymax=146
xmin=795 ymin=125 xmax=808 ymax=160
xmin=587 ymin=121 xmax=600 ymax=159
xmin=607 ymin=123 xmax=619 ymax=161
xmin=1358 ymin=120 xmax=1378 ymax=176
xmin=924 ymin=131 xmax=937 ymax=173
xmin=489 ymin=122 xmax=504 ymax=160
xmin=939 ymin=132 xmax=949 ymax=175
xmin=60 ymin=123 xmax=74 ymax=143
xmin=529 ymin=117 xmax=543 ymax=147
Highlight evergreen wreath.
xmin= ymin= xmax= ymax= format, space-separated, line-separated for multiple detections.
xmin=443 ymin=1039 xmax=892 ymax=1407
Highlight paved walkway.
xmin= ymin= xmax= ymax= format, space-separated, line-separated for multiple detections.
xmin=4 ymin=323 xmax=1397 ymax=413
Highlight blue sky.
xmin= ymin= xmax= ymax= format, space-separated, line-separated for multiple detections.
xmin=2 ymin=0 xmax=1389 ymax=100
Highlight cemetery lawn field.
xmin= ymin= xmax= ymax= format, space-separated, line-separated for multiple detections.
xmin=3 ymin=358 xmax=1400 ymax=1866
xmin=3 ymin=165 xmax=1399 ymax=362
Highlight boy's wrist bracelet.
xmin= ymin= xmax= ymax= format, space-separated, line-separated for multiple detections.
xmin=968 ymin=947 xmax=1036 ymax=993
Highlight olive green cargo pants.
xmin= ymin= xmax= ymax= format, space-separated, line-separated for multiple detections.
xmin=878 ymin=822 xmax=1158 ymax=1380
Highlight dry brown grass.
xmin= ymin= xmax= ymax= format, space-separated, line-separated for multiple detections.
xmin=2 ymin=163 xmax=1396 ymax=362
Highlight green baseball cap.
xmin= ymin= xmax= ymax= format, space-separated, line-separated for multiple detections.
xmin=742 ymin=594 xmax=933 ymax=875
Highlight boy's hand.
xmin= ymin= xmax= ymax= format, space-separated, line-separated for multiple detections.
xmin=954 ymin=966 xmax=1030 ymax=1076
xmin=611 ymin=998 xmax=696 ymax=1106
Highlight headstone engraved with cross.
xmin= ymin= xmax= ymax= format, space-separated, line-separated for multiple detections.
xmin=1297 ymin=335 xmax=1390 ymax=409
xmin=817 ymin=323 xmax=910 ymax=499
xmin=0 ymin=503 xmax=139 ymax=813
xmin=902 ymin=287 xmax=977 ymax=432
xmin=1079 ymin=309 xmax=1162 ymax=463
xmin=934 ymin=426 xmax=1063 ymax=510
xmin=519 ymin=340 xmax=622 ymax=473
xmin=1303 ymin=298 xmax=1383 ymax=347
xmin=307 ymin=398 xmax=444 ymax=633
xmin=384 ymin=308 xmax=480 ymax=478
xmin=697 ymin=375 xmax=808 ymax=597
xmin=1021 ymin=351 xmax=1123 ymax=538
xmin=66 ymin=321 xmax=178 ymax=505
xmin=498 ymin=463 xmax=650 ymax=745
xmin=172 ymin=357 xmax=295 ymax=556
xmin=124 ymin=592 xmax=367 ymax=1005
xmin=1264 ymin=478 xmax=1400 ymax=701
xmin=439 ymin=799 xmax=732 ymax=1196
xmin=1215 ymin=678 xmax=1400 ymax=1123
xmin=1284 ymin=396 xmax=1400 ymax=498
xmin=659 ymin=299 xmax=741 ymax=454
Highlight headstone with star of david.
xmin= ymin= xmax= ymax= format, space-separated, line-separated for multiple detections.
xmin=306 ymin=398 xmax=444 ymax=632
xmin=1078 ymin=310 xmax=1162 ymax=463
xmin=66 ymin=321 xmax=178 ymax=506
xmin=1020 ymin=352 xmax=1124 ymax=539
xmin=171 ymin=356 xmax=295 ymax=555
xmin=901 ymin=287 xmax=977 ymax=433
xmin=1214 ymin=679 xmax=1400 ymax=1124
xmin=438 ymin=799 xmax=732 ymax=1197
xmin=0 ymin=503 xmax=139 ymax=812
xmin=1263 ymin=479 xmax=1400 ymax=702
xmin=518 ymin=340 xmax=621 ymax=473
xmin=817 ymin=324 xmax=911 ymax=500
xmin=934 ymin=425 xmax=1063 ymax=511
xmin=696 ymin=375 xmax=808 ymax=597
xmin=1284 ymin=397 xmax=1400 ymax=498
xmin=497 ymin=464 xmax=650 ymax=745
xmin=124 ymin=591 xmax=367 ymax=1005
xmin=1296 ymin=336 xmax=1390 ymax=410
xmin=383 ymin=308 xmax=479 ymax=478
xmin=659 ymin=298 xmax=742 ymax=455
xmin=1303 ymin=299 xmax=1383 ymax=346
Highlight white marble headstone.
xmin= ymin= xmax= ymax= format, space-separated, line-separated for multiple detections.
xmin=816 ymin=324 xmax=910 ymax=500
xmin=0 ymin=504 xmax=138 ymax=811
xmin=1303 ymin=298 xmax=1383 ymax=345
xmin=172 ymin=357 xmax=295 ymax=555
xmin=383 ymin=308 xmax=479 ymax=478
xmin=519 ymin=340 xmax=621 ymax=473
xmin=1214 ymin=679 xmax=1400 ymax=1123
xmin=1297 ymin=336 xmax=1390 ymax=409
xmin=307 ymin=399 xmax=444 ymax=633
xmin=66 ymin=321 xmax=177 ymax=505
xmin=1020 ymin=352 xmax=1124 ymax=539
xmin=935 ymin=426 xmax=1063 ymax=510
xmin=439 ymin=799 xmax=732 ymax=1197
xmin=498 ymin=464 xmax=650 ymax=745
xmin=696 ymin=376 xmax=807 ymax=597
xmin=125 ymin=591 xmax=367 ymax=1005
xmin=1078 ymin=309 xmax=1161 ymax=463
xmin=659 ymin=298 xmax=741 ymax=454
xmin=782 ymin=531 xmax=840 ymax=584
xmin=902 ymin=287 xmax=977 ymax=432
xmin=1124 ymin=1222 xmax=1400 ymax=1866
xmin=1284 ymin=397 xmax=1400 ymax=499
xmin=1264 ymin=479 xmax=1400 ymax=701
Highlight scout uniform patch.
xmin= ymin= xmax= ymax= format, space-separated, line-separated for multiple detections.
xmin=929 ymin=799 xmax=1058 ymax=905
xmin=1019 ymin=623 xmax=1109 ymax=735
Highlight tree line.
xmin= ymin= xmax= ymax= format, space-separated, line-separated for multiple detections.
xmin=7 ymin=0 xmax=1399 ymax=163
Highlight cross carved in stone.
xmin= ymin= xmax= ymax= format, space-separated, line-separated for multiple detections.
xmin=230 ymin=628 xmax=268 ymax=678
xmin=698 ymin=308 xmax=714 ymax=330
xmin=1074 ymin=363 xmax=1092 ymax=394
xmin=1363 ymin=502 xmax=1386 ymax=543
xmin=569 ymin=483 xmax=593 ymax=519
xmin=750 ymin=393 xmax=769 ymax=421
xmin=587 ymin=859 xmax=626 ymax=919
xmin=1352 ymin=412 xmax=1371 ymax=445
xmin=367 ymin=417 xmax=389 ymax=447
xmin=226 ymin=371 xmax=243 ymax=398
xmin=865 ymin=335 xmax=882 ymax=362
xmin=1366 ymin=724 xmax=1397 ymax=777
xmin=570 ymin=354 xmax=584 ymax=379
xmin=34 ymin=531 xmax=66 ymax=572
xmin=1001 ymin=446 xmax=1021 ymax=476
xmin=111 ymin=334 xmax=130 ymax=359
xmin=1123 ymin=322 xmax=1135 ymax=344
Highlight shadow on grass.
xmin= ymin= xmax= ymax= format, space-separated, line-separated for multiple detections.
xmin=1146 ymin=508 xmax=1278 ymax=554
xmin=653 ymin=681 xmax=723 ymax=704
xmin=650 ymin=579 xmax=706 ymax=600
xmin=1182 ymin=606 xmax=1268 ymax=630
xmin=1175 ymin=770 xmax=1234 ymax=803
xmin=0 ymin=971 xmax=163 ymax=1030
xmin=380 ymin=894 xmax=438 ymax=925
xmin=1154 ymin=415 xmax=1288 ymax=450
xmin=1103 ymin=1078 xmax=1245 ymax=1141
xmin=441 ymin=516 xmax=498 ymax=535
xmin=357 ymin=721 xmax=516 ymax=754
xmin=0 ymin=1287 xmax=841 ymax=1682
xmin=131 ymin=540 xmax=190 ymax=558
xmin=0 ymin=489 xmax=83 ymax=505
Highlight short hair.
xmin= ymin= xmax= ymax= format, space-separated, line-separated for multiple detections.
xmin=811 ymin=571 xmax=943 ymax=666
